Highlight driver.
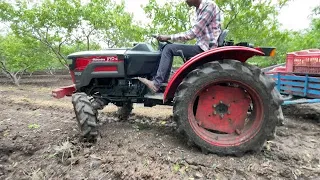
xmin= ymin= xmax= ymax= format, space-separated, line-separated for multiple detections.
xmin=138 ymin=0 xmax=222 ymax=93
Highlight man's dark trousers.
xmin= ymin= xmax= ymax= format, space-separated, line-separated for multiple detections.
xmin=153 ymin=44 xmax=203 ymax=89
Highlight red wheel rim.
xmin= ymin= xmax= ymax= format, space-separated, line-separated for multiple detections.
xmin=188 ymin=79 xmax=264 ymax=147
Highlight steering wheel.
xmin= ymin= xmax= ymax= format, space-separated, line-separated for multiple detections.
xmin=151 ymin=34 xmax=172 ymax=51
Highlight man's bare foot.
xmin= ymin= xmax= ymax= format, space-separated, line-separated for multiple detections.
xmin=137 ymin=77 xmax=159 ymax=93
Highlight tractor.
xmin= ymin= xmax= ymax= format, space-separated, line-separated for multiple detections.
xmin=52 ymin=30 xmax=284 ymax=156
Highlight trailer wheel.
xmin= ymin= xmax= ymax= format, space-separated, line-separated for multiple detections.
xmin=72 ymin=93 xmax=99 ymax=142
xmin=173 ymin=60 xmax=283 ymax=156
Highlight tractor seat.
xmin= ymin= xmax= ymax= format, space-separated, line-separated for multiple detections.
xmin=180 ymin=29 xmax=229 ymax=62
xmin=209 ymin=29 xmax=229 ymax=48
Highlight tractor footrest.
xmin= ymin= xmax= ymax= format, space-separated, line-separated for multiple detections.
xmin=144 ymin=93 xmax=164 ymax=100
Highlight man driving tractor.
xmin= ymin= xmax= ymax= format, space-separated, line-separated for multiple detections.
xmin=138 ymin=0 xmax=222 ymax=93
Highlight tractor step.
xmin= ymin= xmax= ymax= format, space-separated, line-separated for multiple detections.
xmin=144 ymin=93 xmax=164 ymax=100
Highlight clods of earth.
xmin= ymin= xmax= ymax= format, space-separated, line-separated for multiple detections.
xmin=0 ymin=75 xmax=319 ymax=179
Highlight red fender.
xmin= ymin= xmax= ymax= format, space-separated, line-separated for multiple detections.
xmin=163 ymin=46 xmax=265 ymax=102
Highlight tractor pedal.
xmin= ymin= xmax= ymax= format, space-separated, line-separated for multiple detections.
xmin=144 ymin=93 xmax=164 ymax=100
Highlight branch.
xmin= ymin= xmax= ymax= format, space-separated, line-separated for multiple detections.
xmin=45 ymin=26 xmax=49 ymax=42
xmin=86 ymin=28 xmax=95 ymax=50
xmin=0 ymin=60 xmax=15 ymax=80
xmin=58 ymin=38 xmax=67 ymax=55
xmin=225 ymin=11 xmax=240 ymax=29
xmin=14 ymin=65 xmax=30 ymax=80
xmin=31 ymin=28 xmax=68 ymax=68
xmin=41 ymin=37 xmax=68 ymax=68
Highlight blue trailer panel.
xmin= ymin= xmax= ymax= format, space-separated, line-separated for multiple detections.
xmin=268 ymin=73 xmax=320 ymax=105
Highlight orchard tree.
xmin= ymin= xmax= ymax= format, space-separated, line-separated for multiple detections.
xmin=142 ymin=0 xmax=291 ymax=66
xmin=0 ymin=0 xmax=83 ymax=67
xmin=0 ymin=0 xmax=146 ymax=68
xmin=143 ymin=0 xmax=290 ymax=42
xmin=143 ymin=0 xmax=192 ymax=35
xmin=0 ymin=34 xmax=55 ymax=86
xmin=214 ymin=0 xmax=290 ymax=43
xmin=82 ymin=0 xmax=146 ymax=48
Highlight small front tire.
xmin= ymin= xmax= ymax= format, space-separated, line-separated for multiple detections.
xmin=72 ymin=93 xmax=99 ymax=142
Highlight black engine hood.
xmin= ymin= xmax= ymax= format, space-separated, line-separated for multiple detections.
xmin=67 ymin=49 xmax=129 ymax=58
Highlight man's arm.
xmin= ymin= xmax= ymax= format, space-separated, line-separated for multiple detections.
xmin=171 ymin=3 xmax=216 ymax=41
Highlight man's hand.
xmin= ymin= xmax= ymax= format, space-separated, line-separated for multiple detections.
xmin=156 ymin=35 xmax=171 ymax=42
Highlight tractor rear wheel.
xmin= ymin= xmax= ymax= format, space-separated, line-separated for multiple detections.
xmin=173 ymin=60 xmax=283 ymax=156
xmin=72 ymin=93 xmax=99 ymax=142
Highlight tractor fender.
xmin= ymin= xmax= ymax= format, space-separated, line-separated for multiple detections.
xmin=163 ymin=46 xmax=264 ymax=102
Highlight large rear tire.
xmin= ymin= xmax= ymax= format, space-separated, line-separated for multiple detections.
xmin=72 ymin=93 xmax=99 ymax=142
xmin=173 ymin=60 xmax=283 ymax=156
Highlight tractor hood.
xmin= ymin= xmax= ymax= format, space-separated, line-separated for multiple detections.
xmin=67 ymin=49 xmax=128 ymax=58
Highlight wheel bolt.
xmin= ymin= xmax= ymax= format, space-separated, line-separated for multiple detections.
xmin=213 ymin=104 xmax=216 ymax=108
xmin=220 ymin=101 xmax=223 ymax=104
xmin=227 ymin=111 xmax=231 ymax=115
xmin=213 ymin=111 xmax=217 ymax=115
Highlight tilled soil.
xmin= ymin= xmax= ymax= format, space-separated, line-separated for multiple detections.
xmin=0 ymin=75 xmax=320 ymax=180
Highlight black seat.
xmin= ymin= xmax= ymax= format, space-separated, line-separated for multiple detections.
xmin=218 ymin=29 xmax=229 ymax=47
xmin=178 ymin=29 xmax=229 ymax=62
xmin=209 ymin=29 xmax=229 ymax=48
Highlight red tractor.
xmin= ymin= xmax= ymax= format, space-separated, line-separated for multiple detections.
xmin=52 ymin=30 xmax=283 ymax=156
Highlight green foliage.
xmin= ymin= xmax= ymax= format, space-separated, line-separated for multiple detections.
xmin=143 ymin=0 xmax=192 ymax=35
xmin=0 ymin=0 xmax=145 ymax=67
xmin=0 ymin=0 xmax=83 ymax=66
xmin=28 ymin=123 xmax=40 ymax=129
xmin=172 ymin=163 xmax=180 ymax=173
xmin=82 ymin=0 xmax=146 ymax=48
xmin=0 ymin=34 xmax=58 ymax=85
xmin=0 ymin=0 xmax=146 ymax=84
xmin=142 ymin=0 xmax=320 ymax=68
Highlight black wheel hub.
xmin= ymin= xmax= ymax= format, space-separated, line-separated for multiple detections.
xmin=213 ymin=101 xmax=230 ymax=118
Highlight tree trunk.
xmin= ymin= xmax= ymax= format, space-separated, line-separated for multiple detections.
xmin=1 ymin=70 xmax=21 ymax=86
xmin=12 ymin=74 xmax=20 ymax=86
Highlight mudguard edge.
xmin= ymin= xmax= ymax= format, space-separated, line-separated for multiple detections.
xmin=163 ymin=46 xmax=265 ymax=102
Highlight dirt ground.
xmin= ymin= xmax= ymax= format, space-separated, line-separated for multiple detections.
xmin=0 ymin=74 xmax=320 ymax=180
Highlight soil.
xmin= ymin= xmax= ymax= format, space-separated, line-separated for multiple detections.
xmin=0 ymin=74 xmax=320 ymax=180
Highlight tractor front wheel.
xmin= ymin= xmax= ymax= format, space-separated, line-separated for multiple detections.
xmin=72 ymin=93 xmax=99 ymax=142
xmin=173 ymin=60 xmax=283 ymax=156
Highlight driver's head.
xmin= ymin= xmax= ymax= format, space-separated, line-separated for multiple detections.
xmin=185 ymin=0 xmax=201 ymax=7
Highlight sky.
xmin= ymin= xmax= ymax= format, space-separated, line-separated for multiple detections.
xmin=119 ymin=0 xmax=320 ymax=31
xmin=277 ymin=0 xmax=319 ymax=30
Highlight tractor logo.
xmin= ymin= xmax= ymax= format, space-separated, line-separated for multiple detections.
xmin=92 ymin=58 xmax=105 ymax=62
xmin=92 ymin=56 xmax=118 ymax=62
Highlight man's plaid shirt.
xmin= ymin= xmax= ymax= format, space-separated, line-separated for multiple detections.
xmin=171 ymin=0 xmax=222 ymax=51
